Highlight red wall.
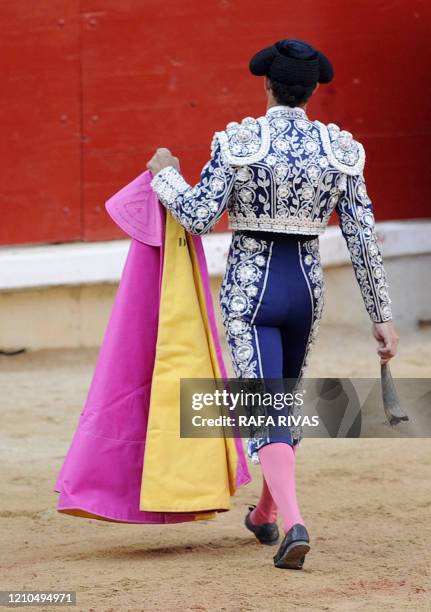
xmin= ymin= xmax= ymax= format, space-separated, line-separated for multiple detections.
xmin=1 ymin=0 xmax=430 ymax=246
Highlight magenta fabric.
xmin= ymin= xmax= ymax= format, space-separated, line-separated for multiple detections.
xmin=54 ymin=170 xmax=250 ymax=523
xmin=105 ymin=169 xmax=164 ymax=246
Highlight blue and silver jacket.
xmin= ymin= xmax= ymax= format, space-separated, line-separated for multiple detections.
xmin=150 ymin=105 xmax=392 ymax=323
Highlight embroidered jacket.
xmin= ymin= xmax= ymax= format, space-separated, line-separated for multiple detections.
xmin=150 ymin=105 xmax=392 ymax=322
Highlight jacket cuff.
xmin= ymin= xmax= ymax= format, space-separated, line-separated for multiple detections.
xmin=371 ymin=306 xmax=393 ymax=323
xmin=150 ymin=166 xmax=189 ymax=206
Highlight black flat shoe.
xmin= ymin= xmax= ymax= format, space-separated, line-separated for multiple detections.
xmin=244 ymin=505 xmax=280 ymax=545
xmin=273 ymin=524 xmax=310 ymax=569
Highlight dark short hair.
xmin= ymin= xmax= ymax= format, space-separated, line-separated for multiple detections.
xmin=269 ymin=78 xmax=317 ymax=108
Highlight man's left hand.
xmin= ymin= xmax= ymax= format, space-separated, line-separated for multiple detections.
xmin=372 ymin=321 xmax=399 ymax=364
xmin=146 ymin=148 xmax=180 ymax=175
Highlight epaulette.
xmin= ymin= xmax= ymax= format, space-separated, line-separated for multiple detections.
xmin=315 ymin=120 xmax=365 ymax=175
xmin=213 ymin=115 xmax=271 ymax=166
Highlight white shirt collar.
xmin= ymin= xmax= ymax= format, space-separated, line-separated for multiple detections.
xmin=266 ymin=105 xmax=308 ymax=117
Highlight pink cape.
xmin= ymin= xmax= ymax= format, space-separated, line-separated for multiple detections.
xmin=54 ymin=170 xmax=250 ymax=523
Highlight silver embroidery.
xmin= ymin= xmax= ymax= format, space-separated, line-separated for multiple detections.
xmin=336 ymin=174 xmax=392 ymax=322
xmin=225 ymin=109 xmax=346 ymax=236
xmin=151 ymin=104 xmax=392 ymax=322
xmin=219 ymin=234 xmax=273 ymax=378
xmin=216 ymin=117 xmax=270 ymax=166
xmin=289 ymin=237 xmax=325 ymax=444
xmin=150 ymin=136 xmax=235 ymax=235
xmin=315 ymin=120 xmax=366 ymax=175
xmin=219 ymin=234 xmax=275 ymax=463
xmin=298 ymin=238 xmax=325 ymax=377
xmin=216 ymin=116 xmax=271 ymax=166
xmin=229 ymin=214 xmax=326 ymax=235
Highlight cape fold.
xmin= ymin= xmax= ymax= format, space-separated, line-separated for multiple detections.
xmin=53 ymin=170 xmax=250 ymax=523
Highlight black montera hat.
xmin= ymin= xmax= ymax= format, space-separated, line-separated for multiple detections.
xmin=249 ymin=38 xmax=334 ymax=86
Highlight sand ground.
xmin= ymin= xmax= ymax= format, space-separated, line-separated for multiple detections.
xmin=1 ymin=324 xmax=431 ymax=611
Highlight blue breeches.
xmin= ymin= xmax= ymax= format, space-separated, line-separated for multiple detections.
xmin=219 ymin=230 xmax=325 ymax=460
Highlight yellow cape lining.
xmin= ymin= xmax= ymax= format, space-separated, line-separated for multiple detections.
xmin=139 ymin=212 xmax=238 ymax=515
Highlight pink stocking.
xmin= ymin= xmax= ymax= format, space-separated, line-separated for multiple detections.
xmin=256 ymin=442 xmax=304 ymax=534
xmin=249 ymin=477 xmax=278 ymax=525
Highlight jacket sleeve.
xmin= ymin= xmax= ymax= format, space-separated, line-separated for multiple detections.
xmin=335 ymin=172 xmax=393 ymax=323
xmin=149 ymin=135 xmax=235 ymax=235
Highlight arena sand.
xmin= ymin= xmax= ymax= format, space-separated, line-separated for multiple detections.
xmin=1 ymin=324 xmax=430 ymax=611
